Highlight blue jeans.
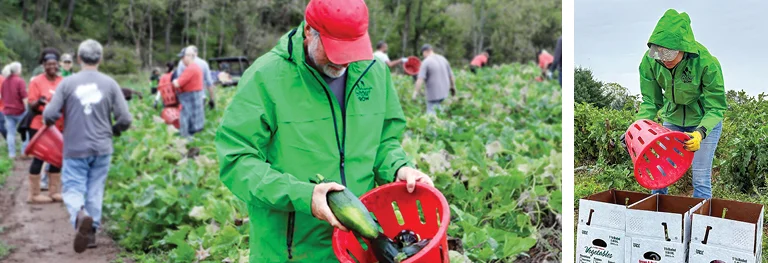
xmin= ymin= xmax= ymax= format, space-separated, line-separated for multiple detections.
xmin=4 ymin=112 xmax=28 ymax=158
xmin=652 ymin=121 xmax=723 ymax=199
xmin=0 ymin=112 xmax=6 ymax=139
xmin=426 ymin=99 xmax=445 ymax=115
xmin=62 ymin=154 xmax=112 ymax=230
xmin=178 ymin=90 xmax=205 ymax=138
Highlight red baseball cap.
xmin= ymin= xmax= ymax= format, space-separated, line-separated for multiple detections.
xmin=305 ymin=0 xmax=373 ymax=65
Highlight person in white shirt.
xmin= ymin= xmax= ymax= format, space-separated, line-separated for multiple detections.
xmin=373 ymin=41 xmax=407 ymax=68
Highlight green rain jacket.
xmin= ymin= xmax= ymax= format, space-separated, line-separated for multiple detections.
xmin=215 ymin=21 xmax=414 ymax=262
xmin=637 ymin=9 xmax=727 ymax=135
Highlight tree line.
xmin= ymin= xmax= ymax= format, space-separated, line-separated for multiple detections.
xmin=0 ymin=0 xmax=561 ymax=75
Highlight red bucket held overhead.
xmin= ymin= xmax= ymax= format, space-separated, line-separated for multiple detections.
xmin=625 ymin=119 xmax=694 ymax=190
xmin=403 ymin=56 xmax=421 ymax=76
xmin=332 ymin=182 xmax=450 ymax=263
xmin=161 ymin=106 xmax=181 ymax=129
xmin=24 ymin=125 xmax=64 ymax=168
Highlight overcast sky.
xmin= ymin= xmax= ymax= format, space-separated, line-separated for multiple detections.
xmin=575 ymin=0 xmax=767 ymax=96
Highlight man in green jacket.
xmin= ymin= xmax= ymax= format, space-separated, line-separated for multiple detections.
xmin=215 ymin=0 xmax=433 ymax=262
xmin=622 ymin=9 xmax=726 ymax=199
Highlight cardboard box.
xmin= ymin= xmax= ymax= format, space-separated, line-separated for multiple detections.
xmin=576 ymin=224 xmax=630 ymax=263
xmin=576 ymin=189 xmax=654 ymax=263
xmin=578 ymin=189 xmax=655 ymax=230
xmin=626 ymin=194 xmax=706 ymax=263
xmin=688 ymin=199 xmax=764 ymax=263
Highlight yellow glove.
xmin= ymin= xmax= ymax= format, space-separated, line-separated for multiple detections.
xmin=684 ymin=130 xmax=703 ymax=152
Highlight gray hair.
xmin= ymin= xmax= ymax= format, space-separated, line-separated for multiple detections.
xmin=8 ymin=62 xmax=22 ymax=75
xmin=184 ymin=46 xmax=197 ymax=57
xmin=1 ymin=65 xmax=9 ymax=77
xmin=78 ymin=39 xmax=103 ymax=65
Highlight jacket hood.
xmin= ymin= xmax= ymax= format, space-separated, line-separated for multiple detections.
xmin=271 ymin=21 xmax=309 ymax=65
xmin=647 ymin=9 xmax=699 ymax=57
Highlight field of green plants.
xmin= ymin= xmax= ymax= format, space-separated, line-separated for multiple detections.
xmin=104 ymin=63 xmax=562 ymax=262
xmin=574 ymin=90 xmax=768 ymax=259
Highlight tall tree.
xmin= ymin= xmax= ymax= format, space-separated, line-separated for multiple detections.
xmin=165 ymin=0 xmax=179 ymax=53
xmin=63 ymin=0 xmax=76 ymax=30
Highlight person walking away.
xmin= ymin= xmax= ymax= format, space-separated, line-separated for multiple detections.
xmin=43 ymin=39 xmax=132 ymax=253
xmin=620 ymin=9 xmax=726 ymax=199
xmin=154 ymin=62 xmax=176 ymax=109
xmin=549 ymin=37 xmax=562 ymax=85
xmin=60 ymin=53 xmax=74 ymax=77
xmin=1 ymin=62 xmax=29 ymax=159
xmin=175 ymin=46 xmax=215 ymax=110
xmin=149 ymin=68 xmax=160 ymax=95
xmin=469 ymin=49 xmax=492 ymax=74
xmin=373 ymin=41 xmax=407 ymax=68
xmin=216 ymin=0 xmax=434 ymax=261
xmin=173 ymin=49 xmax=205 ymax=138
xmin=27 ymin=51 xmax=66 ymax=204
xmin=412 ymin=44 xmax=456 ymax=115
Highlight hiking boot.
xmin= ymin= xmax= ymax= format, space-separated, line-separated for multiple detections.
xmin=27 ymin=174 xmax=53 ymax=204
xmin=87 ymin=228 xmax=97 ymax=248
xmin=73 ymin=208 xmax=93 ymax=253
xmin=47 ymin=173 xmax=62 ymax=202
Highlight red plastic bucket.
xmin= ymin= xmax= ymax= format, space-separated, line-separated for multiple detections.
xmin=332 ymin=182 xmax=450 ymax=263
xmin=403 ymin=56 xmax=421 ymax=76
xmin=161 ymin=106 xmax=181 ymax=129
xmin=158 ymin=83 xmax=178 ymax=107
xmin=625 ymin=119 xmax=694 ymax=190
xmin=24 ymin=125 xmax=63 ymax=168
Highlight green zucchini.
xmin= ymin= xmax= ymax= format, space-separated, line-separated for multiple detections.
xmin=314 ymin=174 xmax=381 ymax=240
xmin=371 ymin=234 xmax=400 ymax=263
xmin=394 ymin=239 xmax=431 ymax=263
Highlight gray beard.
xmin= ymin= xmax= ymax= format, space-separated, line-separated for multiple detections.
xmin=308 ymin=37 xmax=346 ymax=78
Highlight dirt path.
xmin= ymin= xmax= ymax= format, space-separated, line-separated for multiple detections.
xmin=0 ymin=159 xmax=122 ymax=263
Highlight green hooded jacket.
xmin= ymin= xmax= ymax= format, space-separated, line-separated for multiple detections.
xmin=637 ymin=9 xmax=727 ymax=134
xmin=215 ymin=21 xmax=414 ymax=262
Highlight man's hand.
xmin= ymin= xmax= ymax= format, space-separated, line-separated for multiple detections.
xmin=38 ymin=97 xmax=47 ymax=106
xmin=411 ymin=91 xmax=418 ymax=101
xmin=450 ymin=87 xmax=456 ymax=97
xmin=396 ymin=167 xmax=434 ymax=193
xmin=311 ymin=183 xmax=349 ymax=231
xmin=684 ymin=130 xmax=705 ymax=152
xmin=401 ymin=57 xmax=408 ymax=63
xmin=208 ymin=99 xmax=215 ymax=110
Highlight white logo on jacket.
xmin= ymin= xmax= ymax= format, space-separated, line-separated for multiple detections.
xmin=74 ymin=83 xmax=103 ymax=115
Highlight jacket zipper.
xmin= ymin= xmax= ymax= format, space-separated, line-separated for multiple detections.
xmin=668 ymin=65 xmax=682 ymax=125
xmin=286 ymin=63 xmax=374 ymax=260
xmin=286 ymin=212 xmax=295 ymax=259
xmin=305 ymin=61 xmax=376 ymax=186
xmin=340 ymin=61 xmax=377 ymax=185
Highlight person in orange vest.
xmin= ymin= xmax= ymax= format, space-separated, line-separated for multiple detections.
xmin=469 ymin=49 xmax=492 ymax=74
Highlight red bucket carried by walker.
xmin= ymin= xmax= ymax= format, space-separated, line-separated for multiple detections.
xmin=161 ymin=106 xmax=181 ymax=129
xmin=332 ymin=181 xmax=450 ymax=263
xmin=624 ymin=119 xmax=695 ymax=190
xmin=24 ymin=125 xmax=64 ymax=168
xmin=403 ymin=56 xmax=421 ymax=76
